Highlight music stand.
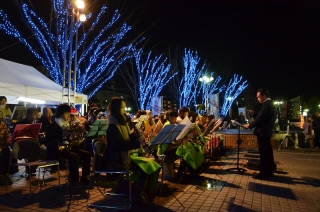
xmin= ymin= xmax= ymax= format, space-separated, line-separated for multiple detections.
xmin=12 ymin=123 xmax=42 ymax=140
xmin=86 ymin=120 xmax=108 ymax=137
xmin=206 ymin=118 xmax=223 ymax=159
xmin=225 ymin=120 xmax=246 ymax=174
xmin=150 ymin=124 xmax=185 ymax=209
xmin=202 ymin=119 xmax=217 ymax=137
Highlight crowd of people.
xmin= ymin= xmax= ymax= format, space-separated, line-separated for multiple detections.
xmin=0 ymin=96 xmax=220 ymax=205
xmin=1 ymin=90 xmax=320 ymax=204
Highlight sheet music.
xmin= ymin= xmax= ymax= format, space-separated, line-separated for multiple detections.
xmin=231 ymin=120 xmax=244 ymax=127
xmin=135 ymin=115 xmax=148 ymax=129
xmin=179 ymin=116 xmax=191 ymax=125
xmin=202 ymin=119 xmax=216 ymax=136
xmin=176 ymin=122 xmax=195 ymax=140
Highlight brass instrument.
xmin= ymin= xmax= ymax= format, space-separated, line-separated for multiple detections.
xmin=59 ymin=122 xmax=86 ymax=152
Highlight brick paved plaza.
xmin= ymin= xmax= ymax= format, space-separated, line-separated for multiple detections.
xmin=1 ymin=147 xmax=320 ymax=212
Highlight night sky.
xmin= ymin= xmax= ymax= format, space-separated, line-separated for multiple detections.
xmin=0 ymin=0 xmax=319 ymax=101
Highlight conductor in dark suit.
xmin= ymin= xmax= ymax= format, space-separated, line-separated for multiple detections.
xmin=244 ymin=88 xmax=277 ymax=180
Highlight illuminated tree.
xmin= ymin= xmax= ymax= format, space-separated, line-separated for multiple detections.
xmin=118 ymin=49 xmax=176 ymax=110
xmin=220 ymin=74 xmax=248 ymax=116
xmin=179 ymin=49 xmax=207 ymax=108
xmin=0 ymin=0 xmax=143 ymax=98
xmin=166 ymin=48 xmax=182 ymax=106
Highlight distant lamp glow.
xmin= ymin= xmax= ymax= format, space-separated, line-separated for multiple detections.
xmin=199 ymin=76 xmax=214 ymax=83
xmin=75 ymin=0 xmax=85 ymax=9
xmin=17 ymin=97 xmax=46 ymax=104
xmin=199 ymin=75 xmax=214 ymax=114
xmin=274 ymin=101 xmax=283 ymax=106
xmin=79 ymin=14 xmax=86 ymax=22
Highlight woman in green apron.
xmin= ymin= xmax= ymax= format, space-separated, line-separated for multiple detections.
xmin=104 ymin=97 xmax=161 ymax=205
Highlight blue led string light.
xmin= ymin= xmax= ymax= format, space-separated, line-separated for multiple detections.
xmin=134 ymin=50 xmax=176 ymax=110
xmin=220 ymin=74 xmax=248 ymax=116
xmin=0 ymin=1 xmax=141 ymax=99
xmin=179 ymin=49 xmax=206 ymax=108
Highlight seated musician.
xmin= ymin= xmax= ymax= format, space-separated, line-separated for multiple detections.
xmin=44 ymin=104 xmax=91 ymax=187
xmin=176 ymin=107 xmax=189 ymax=124
xmin=0 ymin=121 xmax=12 ymax=183
xmin=13 ymin=107 xmax=39 ymax=175
xmin=157 ymin=111 xmax=179 ymax=180
xmin=38 ymin=107 xmax=53 ymax=133
xmin=15 ymin=107 xmax=39 ymax=126
xmin=0 ymin=96 xmax=12 ymax=122
xmin=176 ymin=128 xmax=205 ymax=181
xmin=104 ymin=97 xmax=160 ymax=205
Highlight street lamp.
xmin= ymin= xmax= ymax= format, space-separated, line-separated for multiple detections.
xmin=64 ymin=0 xmax=86 ymax=105
xmin=199 ymin=75 xmax=214 ymax=114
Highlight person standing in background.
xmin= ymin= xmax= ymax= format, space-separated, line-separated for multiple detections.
xmin=312 ymin=111 xmax=320 ymax=149
xmin=303 ymin=116 xmax=313 ymax=148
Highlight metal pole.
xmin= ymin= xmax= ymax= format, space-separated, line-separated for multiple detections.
xmin=74 ymin=10 xmax=79 ymax=100
xmin=62 ymin=0 xmax=68 ymax=103
xmin=205 ymin=83 xmax=209 ymax=114
xmin=67 ymin=7 xmax=74 ymax=105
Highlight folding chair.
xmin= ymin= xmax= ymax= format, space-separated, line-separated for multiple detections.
xmin=6 ymin=137 xmax=60 ymax=198
xmin=87 ymin=140 xmax=133 ymax=210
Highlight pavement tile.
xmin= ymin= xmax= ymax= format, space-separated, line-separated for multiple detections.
xmin=2 ymin=148 xmax=320 ymax=211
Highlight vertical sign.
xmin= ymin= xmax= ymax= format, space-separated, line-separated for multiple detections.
xmin=209 ymin=93 xmax=219 ymax=118
xmin=151 ymin=96 xmax=163 ymax=116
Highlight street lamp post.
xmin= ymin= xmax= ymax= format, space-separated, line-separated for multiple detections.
xmin=199 ymin=76 xmax=214 ymax=114
xmin=64 ymin=0 xmax=86 ymax=105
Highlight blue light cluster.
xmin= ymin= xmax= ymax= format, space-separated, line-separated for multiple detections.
xmin=220 ymin=74 xmax=248 ymax=116
xmin=134 ymin=50 xmax=176 ymax=110
xmin=179 ymin=49 xmax=206 ymax=108
xmin=0 ymin=1 xmax=140 ymax=99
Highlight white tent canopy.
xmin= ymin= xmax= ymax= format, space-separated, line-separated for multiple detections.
xmin=0 ymin=58 xmax=87 ymax=105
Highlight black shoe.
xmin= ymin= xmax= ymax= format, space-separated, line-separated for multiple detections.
xmin=253 ymin=173 xmax=269 ymax=180
xmin=133 ymin=192 xmax=154 ymax=206
xmin=70 ymin=181 xmax=83 ymax=189
xmin=80 ymin=176 xmax=90 ymax=185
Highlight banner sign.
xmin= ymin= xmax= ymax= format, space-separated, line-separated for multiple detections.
xmin=151 ymin=96 xmax=163 ymax=116
xmin=209 ymin=93 xmax=219 ymax=118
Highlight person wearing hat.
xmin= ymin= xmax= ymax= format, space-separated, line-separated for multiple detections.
xmin=70 ymin=107 xmax=80 ymax=123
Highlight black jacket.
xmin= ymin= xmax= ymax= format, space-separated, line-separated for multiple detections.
xmin=312 ymin=115 xmax=320 ymax=132
xmin=104 ymin=123 xmax=140 ymax=170
xmin=43 ymin=122 xmax=63 ymax=160
xmin=38 ymin=116 xmax=52 ymax=132
xmin=249 ymin=99 xmax=277 ymax=138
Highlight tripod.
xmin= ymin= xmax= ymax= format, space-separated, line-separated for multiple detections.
xmin=278 ymin=121 xmax=304 ymax=153
xmin=225 ymin=124 xmax=246 ymax=174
